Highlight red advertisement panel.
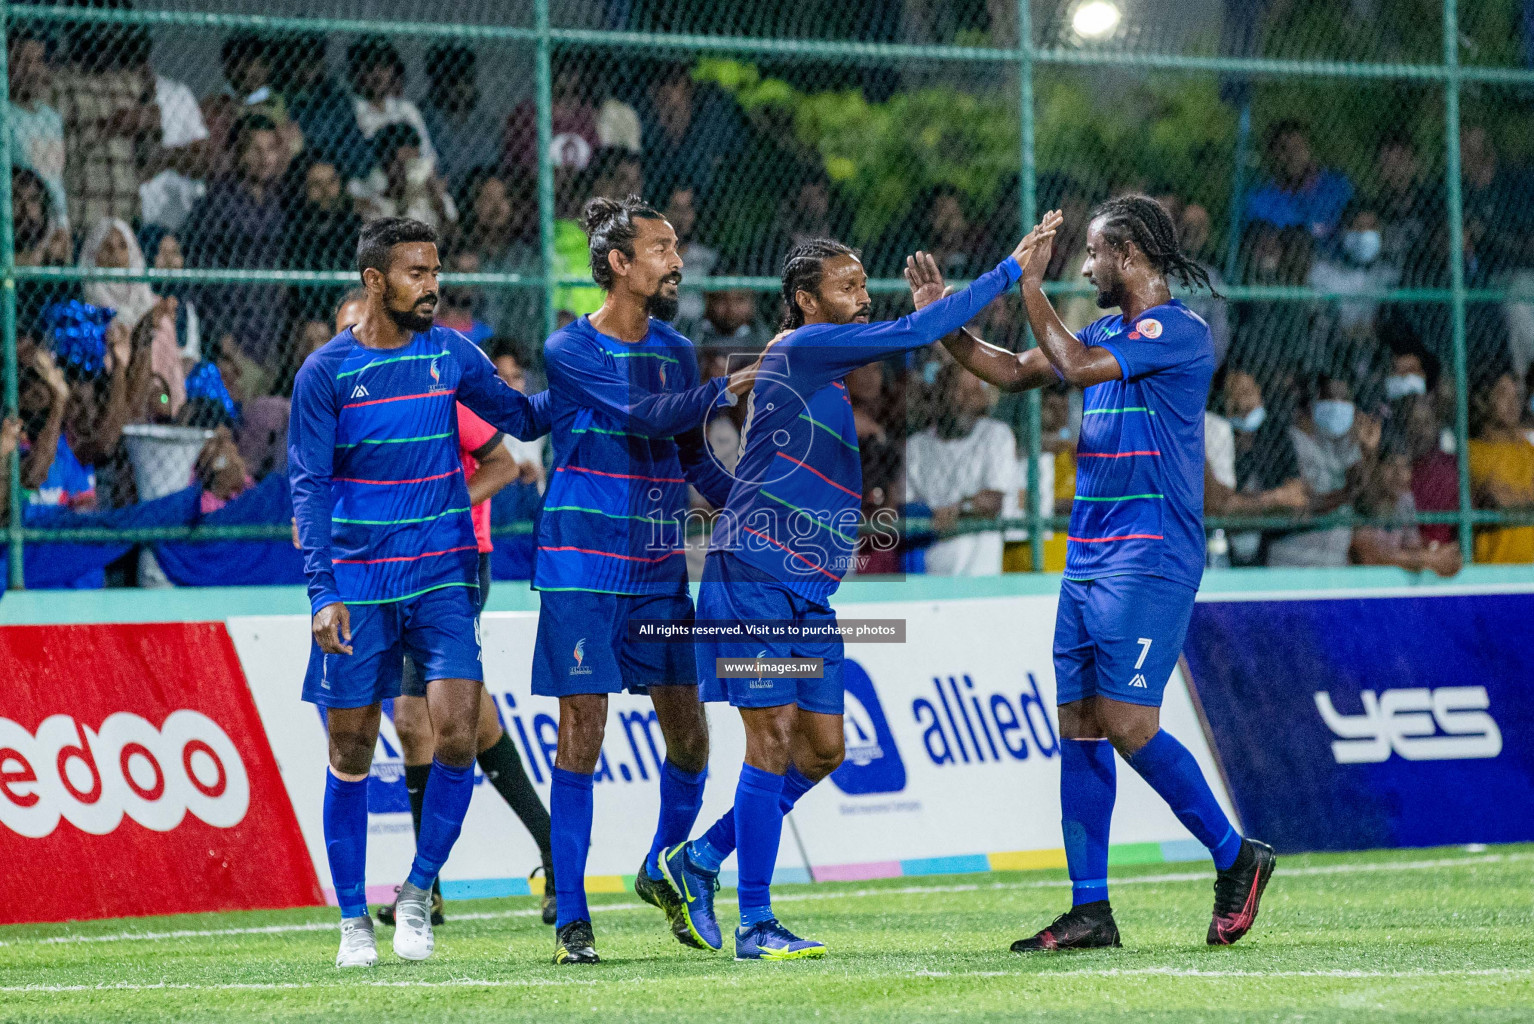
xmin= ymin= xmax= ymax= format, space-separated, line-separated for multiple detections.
xmin=0 ymin=622 xmax=323 ymax=924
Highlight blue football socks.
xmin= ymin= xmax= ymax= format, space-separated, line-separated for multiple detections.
xmin=1125 ymin=729 xmax=1243 ymax=871
xmin=322 ymin=769 xmax=369 ymax=920
xmin=691 ymin=764 xmax=815 ymax=874
xmin=1060 ymin=738 xmax=1117 ymax=906
xmin=406 ymin=758 xmax=475 ymax=890
xmin=646 ymin=760 xmax=706 ymax=877
xmin=550 ymin=767 xmax=595 ymax=929
xmin=733 ymin=764 xmax=786 ymax=928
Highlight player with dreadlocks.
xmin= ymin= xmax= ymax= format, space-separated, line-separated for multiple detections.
xmin=659 ymin=227 xmax=1047 ymax=960
xmin=907 ymin=195 xmax=1274 ymax=953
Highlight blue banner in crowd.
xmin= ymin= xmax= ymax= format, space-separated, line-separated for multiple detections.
xmin=2 ymin=474 xmax=540 ymax=593
xmin=152 ymin=475 xmax=307 ymax=588
xmin=1183 ymin=593 xmax=1534 ymax=852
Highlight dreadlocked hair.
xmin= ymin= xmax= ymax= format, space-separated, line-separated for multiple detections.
xmin=1090 ymin=194 xmax=1222 ymax=299
xmin=779 ymin=238 xmax=861 ymax=331
xmin=582 ymin=194 xmax=662 ymax=291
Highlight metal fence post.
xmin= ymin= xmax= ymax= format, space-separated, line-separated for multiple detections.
xmin=1018 ymin=0 xmax=1044 ymax=572
xmin=1443 ymin=0 xmax=1474 ymax=560
xmin=0 ymin=0 xmax=24 ymax=590
xmin=535 ymin=0 xmax=557 ymax=344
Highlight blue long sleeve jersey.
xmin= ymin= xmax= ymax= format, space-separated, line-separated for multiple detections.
xmin=289 ymin=326 xmax=552 ymax=615
xmin=534 ymin=315 xmax=737 ymax=595
xmin=710 ymin=256 xmax=1023 ymax=606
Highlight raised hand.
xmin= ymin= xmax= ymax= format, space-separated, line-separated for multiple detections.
xmin=905 ymin=251 xmax=947 ymax=311
xmin=32 ymin=345 xmax=69 ymax=400
xmin=0 ymin=416 xmax=20 ymax=463
xmin=1013 ymin=209 xmax=1064 ymax=287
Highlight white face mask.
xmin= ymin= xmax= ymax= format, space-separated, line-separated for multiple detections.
xmin=1313 ymin=399 xmax=1356 ymax=438
xmin=1227 ymin=405 xmax=1267 ymax=433
xmin=1342 ymin=229 xmax=1382 ymax=266
xmin=1384 ymin=373 xmax=1427 ymax=401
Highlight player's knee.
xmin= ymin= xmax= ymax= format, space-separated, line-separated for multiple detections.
xmin=661 ymin=705 xmax=709 ymax=774
xmin=556 ymin=698 xmax=608 ymax=773
xmin=431 ymin=715 xmax=478 ymax=768
xmin=393 ymin=715 xmax=434 ymax=763
xmin=1101 ymin=716 xmax=1159 ymax=757
xmin=328 ymin=730 xmax=375 ymax=776
xmin=801 ymin=746 xmax=844 ymax=781
xmin=743 ymin=712 xmax=795 ymax=773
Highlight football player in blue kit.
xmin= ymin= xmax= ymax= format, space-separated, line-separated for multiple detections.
xmin=921 ymin=196 xmax=1276 ymax=952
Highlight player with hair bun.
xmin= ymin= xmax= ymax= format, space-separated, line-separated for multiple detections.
xmin=532 ymin=194 xmax=758 ymax=965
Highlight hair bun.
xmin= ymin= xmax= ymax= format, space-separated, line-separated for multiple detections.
xmin=581 ymin=196 xmax=624 ymax=236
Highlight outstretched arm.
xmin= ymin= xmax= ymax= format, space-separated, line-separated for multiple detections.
xmin=1015 ymin=210 xmax=1123 ymax=389
xmin=905 ymin=252 xmax=1060 ymax=393
xmin=453 ymin=335 xmax=549 ymax=442
xmin=543 ymin=331 xmax=751 ymax=439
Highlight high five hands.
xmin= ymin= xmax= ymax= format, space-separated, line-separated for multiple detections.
xmin=1013 ymin=209 xmax=1064 ymax=287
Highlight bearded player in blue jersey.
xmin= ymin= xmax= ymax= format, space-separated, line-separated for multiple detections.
xmin=919 ymin=196 xmax=1276 ymax=952
xmin=532 ymin=195 xmax=758 ymax=966
xmin=660 ymin=227 xmax=1045 ymax=960
xmin=290 ymin=218 xmax=552 ymax=969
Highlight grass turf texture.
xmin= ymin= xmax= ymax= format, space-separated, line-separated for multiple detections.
xmin=2 ymin=845 xmax=1530 ymax=1023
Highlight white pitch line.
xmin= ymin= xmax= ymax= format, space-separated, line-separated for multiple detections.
xmin=5 ymin=851 xmax=1528 ymax=949
xmin=907 ymin=967 xmax=1534 ymax=980
xmin=3 ymin=967 xmax=1531 ymax=995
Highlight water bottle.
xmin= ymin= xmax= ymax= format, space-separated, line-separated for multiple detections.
xmin=1206 ymin=528 xmax=1231 ymax=569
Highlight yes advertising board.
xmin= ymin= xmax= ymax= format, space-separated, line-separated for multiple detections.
xmin=0 ymin=623 xmax=322 ymax=925
xmin=229 ymin=596 xmax=1228 ymax=897
xmin=1182 ymin=591 xmax=1534 ymax=853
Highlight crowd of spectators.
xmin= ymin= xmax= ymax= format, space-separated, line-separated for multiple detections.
xmin=5 ymin=17 xmax=1534 ymax=586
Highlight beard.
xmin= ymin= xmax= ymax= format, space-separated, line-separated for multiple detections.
xmin=387 ymin=305 xmax=436 ymax=332
xmin=1094 ymin=281 xmax=1123 ymax=309
xmin=645 ymin=286 xmax=680 ymax=322
xmin=384 ymin=287 xmax=437 ymax=332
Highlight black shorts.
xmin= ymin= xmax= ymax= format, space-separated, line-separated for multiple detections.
xmin=400 ymin=551 xmax=492 ymax=698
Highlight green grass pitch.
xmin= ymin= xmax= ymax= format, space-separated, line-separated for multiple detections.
xmin=2 ymin=845 xmax=1530 ymax=1023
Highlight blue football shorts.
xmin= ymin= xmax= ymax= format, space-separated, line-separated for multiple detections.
xmin=1053 ymin=573 xmax=1197 ymax=708
xmin=696 ymin=551 xmax=846 ymax=716
xmin=301 ymin=583 xmax=484 ymax=709
xmin=531 ymin=588 xmax=697 ymax=697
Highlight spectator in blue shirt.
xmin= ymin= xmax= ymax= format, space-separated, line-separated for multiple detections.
xmin=1243 ymin=120 xmax=1353 ymax=245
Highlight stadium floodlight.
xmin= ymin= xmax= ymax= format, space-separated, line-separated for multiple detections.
xmin=1071 ymin=0 xmax=1122 ymax=39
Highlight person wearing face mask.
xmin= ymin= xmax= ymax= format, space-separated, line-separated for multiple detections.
xmin=1268 ymin=374 xmax=1380 ymax=567
xmin=1381 ymin=344 xmax=1437 ymax=405
xmin=1204 ymin=368 xmax=1308 ymax=565
xmin=1307 ymin=206 xmax=1400 ymax=339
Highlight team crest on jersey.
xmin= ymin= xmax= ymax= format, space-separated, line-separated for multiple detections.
xmin=658 ymin=363 xmax=667 ymax=388
xmin=428 ymin=354 xmax=450 ymax=393
xmin=1137 ymin=318 xmax=1163 ymax=339
xmin=350 ymin=384 xmax=369 ymax=399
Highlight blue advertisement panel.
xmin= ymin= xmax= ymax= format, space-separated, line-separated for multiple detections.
xmin=1183 ymin=593 xmax=1534 ymax=852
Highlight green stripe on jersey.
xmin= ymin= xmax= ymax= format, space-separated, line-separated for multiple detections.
xmin=336 ymin=431 xmax=456 ymax=447
xmin=1082 ymin=407 xmax=1156 ymax=416
xmin=1073 ymin=493 xmax=1164 ymax=502
xmin=347 ymin=581 xmax=479 ymax=605
xmin=336 ymin=351 xmax=448 ymax=378
xmin=542 ymin=504 xmax=676 ymax=526
xmin=797 ymin=413 xmax=859 ymax=451
xmin=760 ymin=490 xmax=857 ymax=543
xmin=333 ymin=506 xmax=471 ymax=526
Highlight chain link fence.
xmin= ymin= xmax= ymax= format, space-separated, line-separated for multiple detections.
xmin=3 ymin=0 xmax=1534 ymax=588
